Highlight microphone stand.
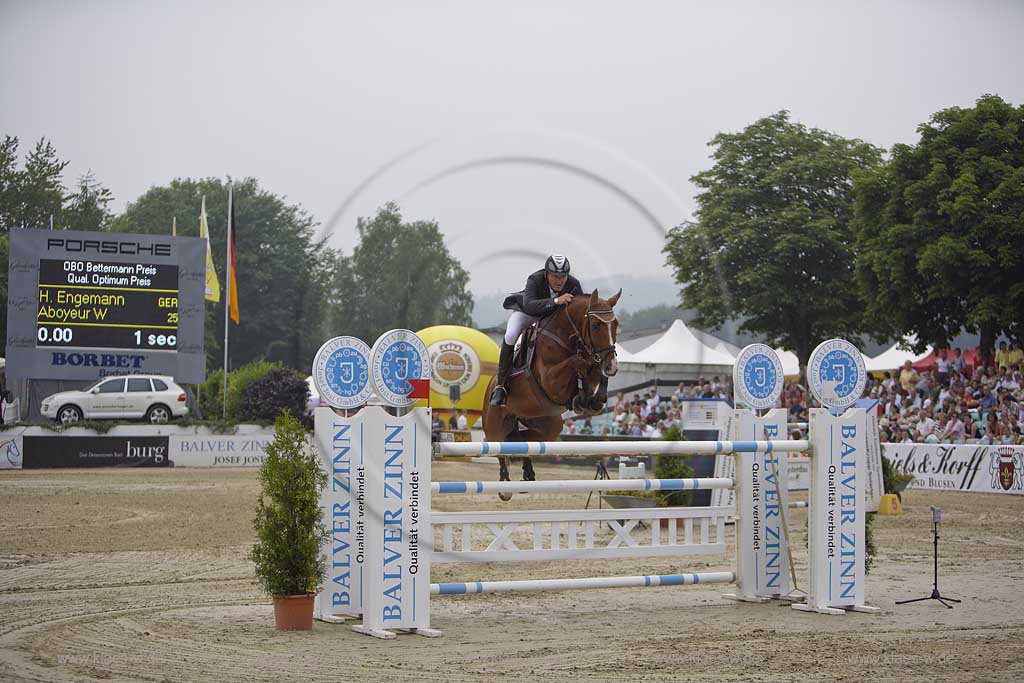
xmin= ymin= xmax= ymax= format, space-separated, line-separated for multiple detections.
xmin=896 ymin=513 xmax=960 ymax=609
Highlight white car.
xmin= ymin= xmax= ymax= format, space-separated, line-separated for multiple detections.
xmin=41 ymin=375 xmax=189 ymax=425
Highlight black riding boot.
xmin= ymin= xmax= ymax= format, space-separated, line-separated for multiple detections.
xmin=490 ymin=342 xmax=515 ymax=406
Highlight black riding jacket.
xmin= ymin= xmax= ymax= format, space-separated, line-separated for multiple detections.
xmin=502 ymin=269 xmax=584 ymax=317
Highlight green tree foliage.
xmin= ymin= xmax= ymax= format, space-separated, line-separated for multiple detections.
xmin=198 ymin=358 xmax=280 ymax=420
xmin=62 ymin=171 xmax=114 ymax=232
xmin=656 ymin=424 xmax=694 ymax=506
xmin=852 ymin=95 xmax=1024 ymax=354
xmin=109 ymin=177 xmax=342 ymax=371
xmin=1 ymin=135 xmax=110 ymax=233
xmin=239 ymin=368 xmax=310 ymax=427
xmin=663 ymin=112 xmax=883 ymax=370
xmin=250 ymin=410 xmax=328 ymax=596
xmin=339 ymin=203 xmax=474 ymax=342
xmin=4 ymin=137 xmax=69 ymax=230
xmin=0 ymin=136 xmax=21 ymax=230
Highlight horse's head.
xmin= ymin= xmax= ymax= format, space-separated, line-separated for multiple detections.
xmin=566 ymin=288 xmax=621 ymax=378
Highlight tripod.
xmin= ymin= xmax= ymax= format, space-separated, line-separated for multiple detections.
xmin=896 ymin=511 xmax=960 ymax=609
xmin=584 ymin=459 xmax=611 ymax=510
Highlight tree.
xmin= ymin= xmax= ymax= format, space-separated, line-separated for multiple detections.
xmin=0 ymin=136 xmax=20 ymax=231
xmin=853 ymin=94 xmax=1024 ymax=355
xmin=109 ymin=177 xmax=339 ymax=372
xmin=664 ymin=112 xmax=883 ymax=370
xmin=0 ymin=136 xmax=69 ymax=231
xmin=63 ymin=171 xmax=114 ymax=232
xmin=339 ymin=203 xmax=474 ymax=342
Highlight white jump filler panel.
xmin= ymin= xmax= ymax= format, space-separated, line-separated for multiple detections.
xmin=313 ymin=407 xmax=366 ymax=623
xmin=722 ymin=408 xmax=791 ymax=602
xmin=352 ymin=406 xmax=440 ymax=639
xmin=795 ymin=408 xmax=879 ymax=615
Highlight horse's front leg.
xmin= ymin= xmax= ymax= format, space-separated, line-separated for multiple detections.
xmin=498 ymin=456 xmax=513 ymax=502
xmin=522 ymin=457 xmax=536 ymax=482
xmin=550 ymin=354 xmax=589 ymax=409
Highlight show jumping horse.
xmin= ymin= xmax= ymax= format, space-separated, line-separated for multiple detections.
xmin=482 ymin=289 xmax=621 ymax=500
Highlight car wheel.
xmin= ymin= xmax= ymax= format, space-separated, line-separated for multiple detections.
xmin=146 ymin=404 xmax=172 ymax=424
xmin=57 ymin=405 xmax=83 ymax=425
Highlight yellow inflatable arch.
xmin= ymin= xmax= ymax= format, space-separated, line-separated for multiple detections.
xmin=415 ymin=325 xmax=500 ymax=428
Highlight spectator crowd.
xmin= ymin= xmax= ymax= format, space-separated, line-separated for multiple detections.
xmin=873 ymin=343 xmax=1023 ymax=445
xmin=563 ymin=377 xmax=734 ymax=438
xmin=562 ymin=342 xmax=1024 ymax=446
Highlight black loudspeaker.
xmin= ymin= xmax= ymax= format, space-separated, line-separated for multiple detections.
xmin=449 ymin=385 xmax=461 ymax=402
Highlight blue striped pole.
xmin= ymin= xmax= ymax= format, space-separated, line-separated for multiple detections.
xmin=432 ymin=477 xmax=734 ymax=495
xmin=434 ymin=440 xmax=808 ymax=457
xmin=431 ymin=572 xmax=736 ymax=595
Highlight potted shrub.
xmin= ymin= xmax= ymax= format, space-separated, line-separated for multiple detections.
xmin=881 ymin=454 xmax=915 ymax=502
xmin=249 ymin=410 xmax=328 ymax=630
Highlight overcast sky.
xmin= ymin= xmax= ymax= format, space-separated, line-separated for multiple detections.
xmin=3 ymin=0 xmax=1022 ymax=296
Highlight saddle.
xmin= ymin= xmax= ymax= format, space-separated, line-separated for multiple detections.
xmin=507 ymin=318 xmax=580 ymax=411
xmin=510 ymin=325 xmax=537 ymax=376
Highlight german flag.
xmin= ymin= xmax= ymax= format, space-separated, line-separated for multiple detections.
xmin=228 ymin=197 xmax=240 ymax=324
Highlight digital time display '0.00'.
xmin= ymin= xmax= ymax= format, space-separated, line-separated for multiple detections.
xmin=36 ymin=258 xmax=179 ymax=351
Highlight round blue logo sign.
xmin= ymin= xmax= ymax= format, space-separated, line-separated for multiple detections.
xmin=370 ymin=329 xmax=429 ymax=407
xmin=312 ymin=336 xmax=373 ymax=409
xmin=808 ymin=339 xmax=866 ymax=409
xmin=733 ymin=344 xmax=784 ymax=409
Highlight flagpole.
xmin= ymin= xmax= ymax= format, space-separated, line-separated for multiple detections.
xmin=222 ymin=185 xmax=232 ymax=419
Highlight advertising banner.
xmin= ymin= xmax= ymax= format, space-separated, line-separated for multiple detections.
xmin=797 ymin=408 xmax=872 ymax=614
xmin=6 ymin=228 xmax=206 ymax=383
xmin=169 ymin=433 xmax=273 ymax=467
xmin=354 ymin=405 xmax=436 ymax=638
xmin=723 ymin=408 xmax=790 ymax=599
xmin=0 ymin=432 xmax=24 ymax=469
xmin=787 ymin=457 xmax=810 ymax=492
xmin=883 ymin=444 xmax=1024 ymax=495
xmin=313 ymin=407 xmax=367 ymax=623
xmin=22 ymin=435 xmax=170 ymax=468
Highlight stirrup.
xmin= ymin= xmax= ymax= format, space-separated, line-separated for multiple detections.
xmin=490 ymin=385 xmax=508 ymax=406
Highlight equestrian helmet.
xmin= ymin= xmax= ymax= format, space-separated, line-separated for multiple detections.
xmin=544 ymin=254 xmax=570 ymax=274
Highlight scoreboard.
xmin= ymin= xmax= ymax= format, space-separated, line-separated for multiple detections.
xmin=6 ymin=229 xmax=206 ymax=383
xmin=37 ymin=259 xmax=180 ymax=350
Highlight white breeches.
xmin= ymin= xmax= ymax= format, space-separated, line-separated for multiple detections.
xmin=504 ymin=311 xmax=538 ymax=346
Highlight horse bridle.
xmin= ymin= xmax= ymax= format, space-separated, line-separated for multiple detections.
xmin=563 ymin=300 xmax=617 ymax=373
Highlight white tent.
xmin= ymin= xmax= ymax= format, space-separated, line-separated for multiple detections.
xmin=690 ymin=328 xmax=741 ymax=360
xmin=712 ymin=339 xmax=741 ymax=359
xmin=775 ymin=348 xmax=801 ymax=378
xmin=618 ymin=330 xmax=663 ymax=354
xmin=616 ymin=320 xmax=735 ymax=385
xmin=865 ymin=337 xmax=933 ymax=373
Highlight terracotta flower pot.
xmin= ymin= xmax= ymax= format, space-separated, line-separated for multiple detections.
xmin=272 ymin=593 xmax=315 ymax=630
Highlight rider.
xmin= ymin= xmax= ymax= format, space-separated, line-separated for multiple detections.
xmin=490 ymin=254 xmax=584 ymax=406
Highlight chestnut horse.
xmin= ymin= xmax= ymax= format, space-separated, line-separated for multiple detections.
xmin=482 ymin=289 xmax=621 ymax=500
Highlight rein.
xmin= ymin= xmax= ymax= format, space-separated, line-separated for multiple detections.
xmin=562 ymin=301 xmax=617 ymax=369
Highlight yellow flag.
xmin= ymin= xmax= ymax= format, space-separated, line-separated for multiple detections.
xmin=200 ymin=196 xmax=221 ymax=302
